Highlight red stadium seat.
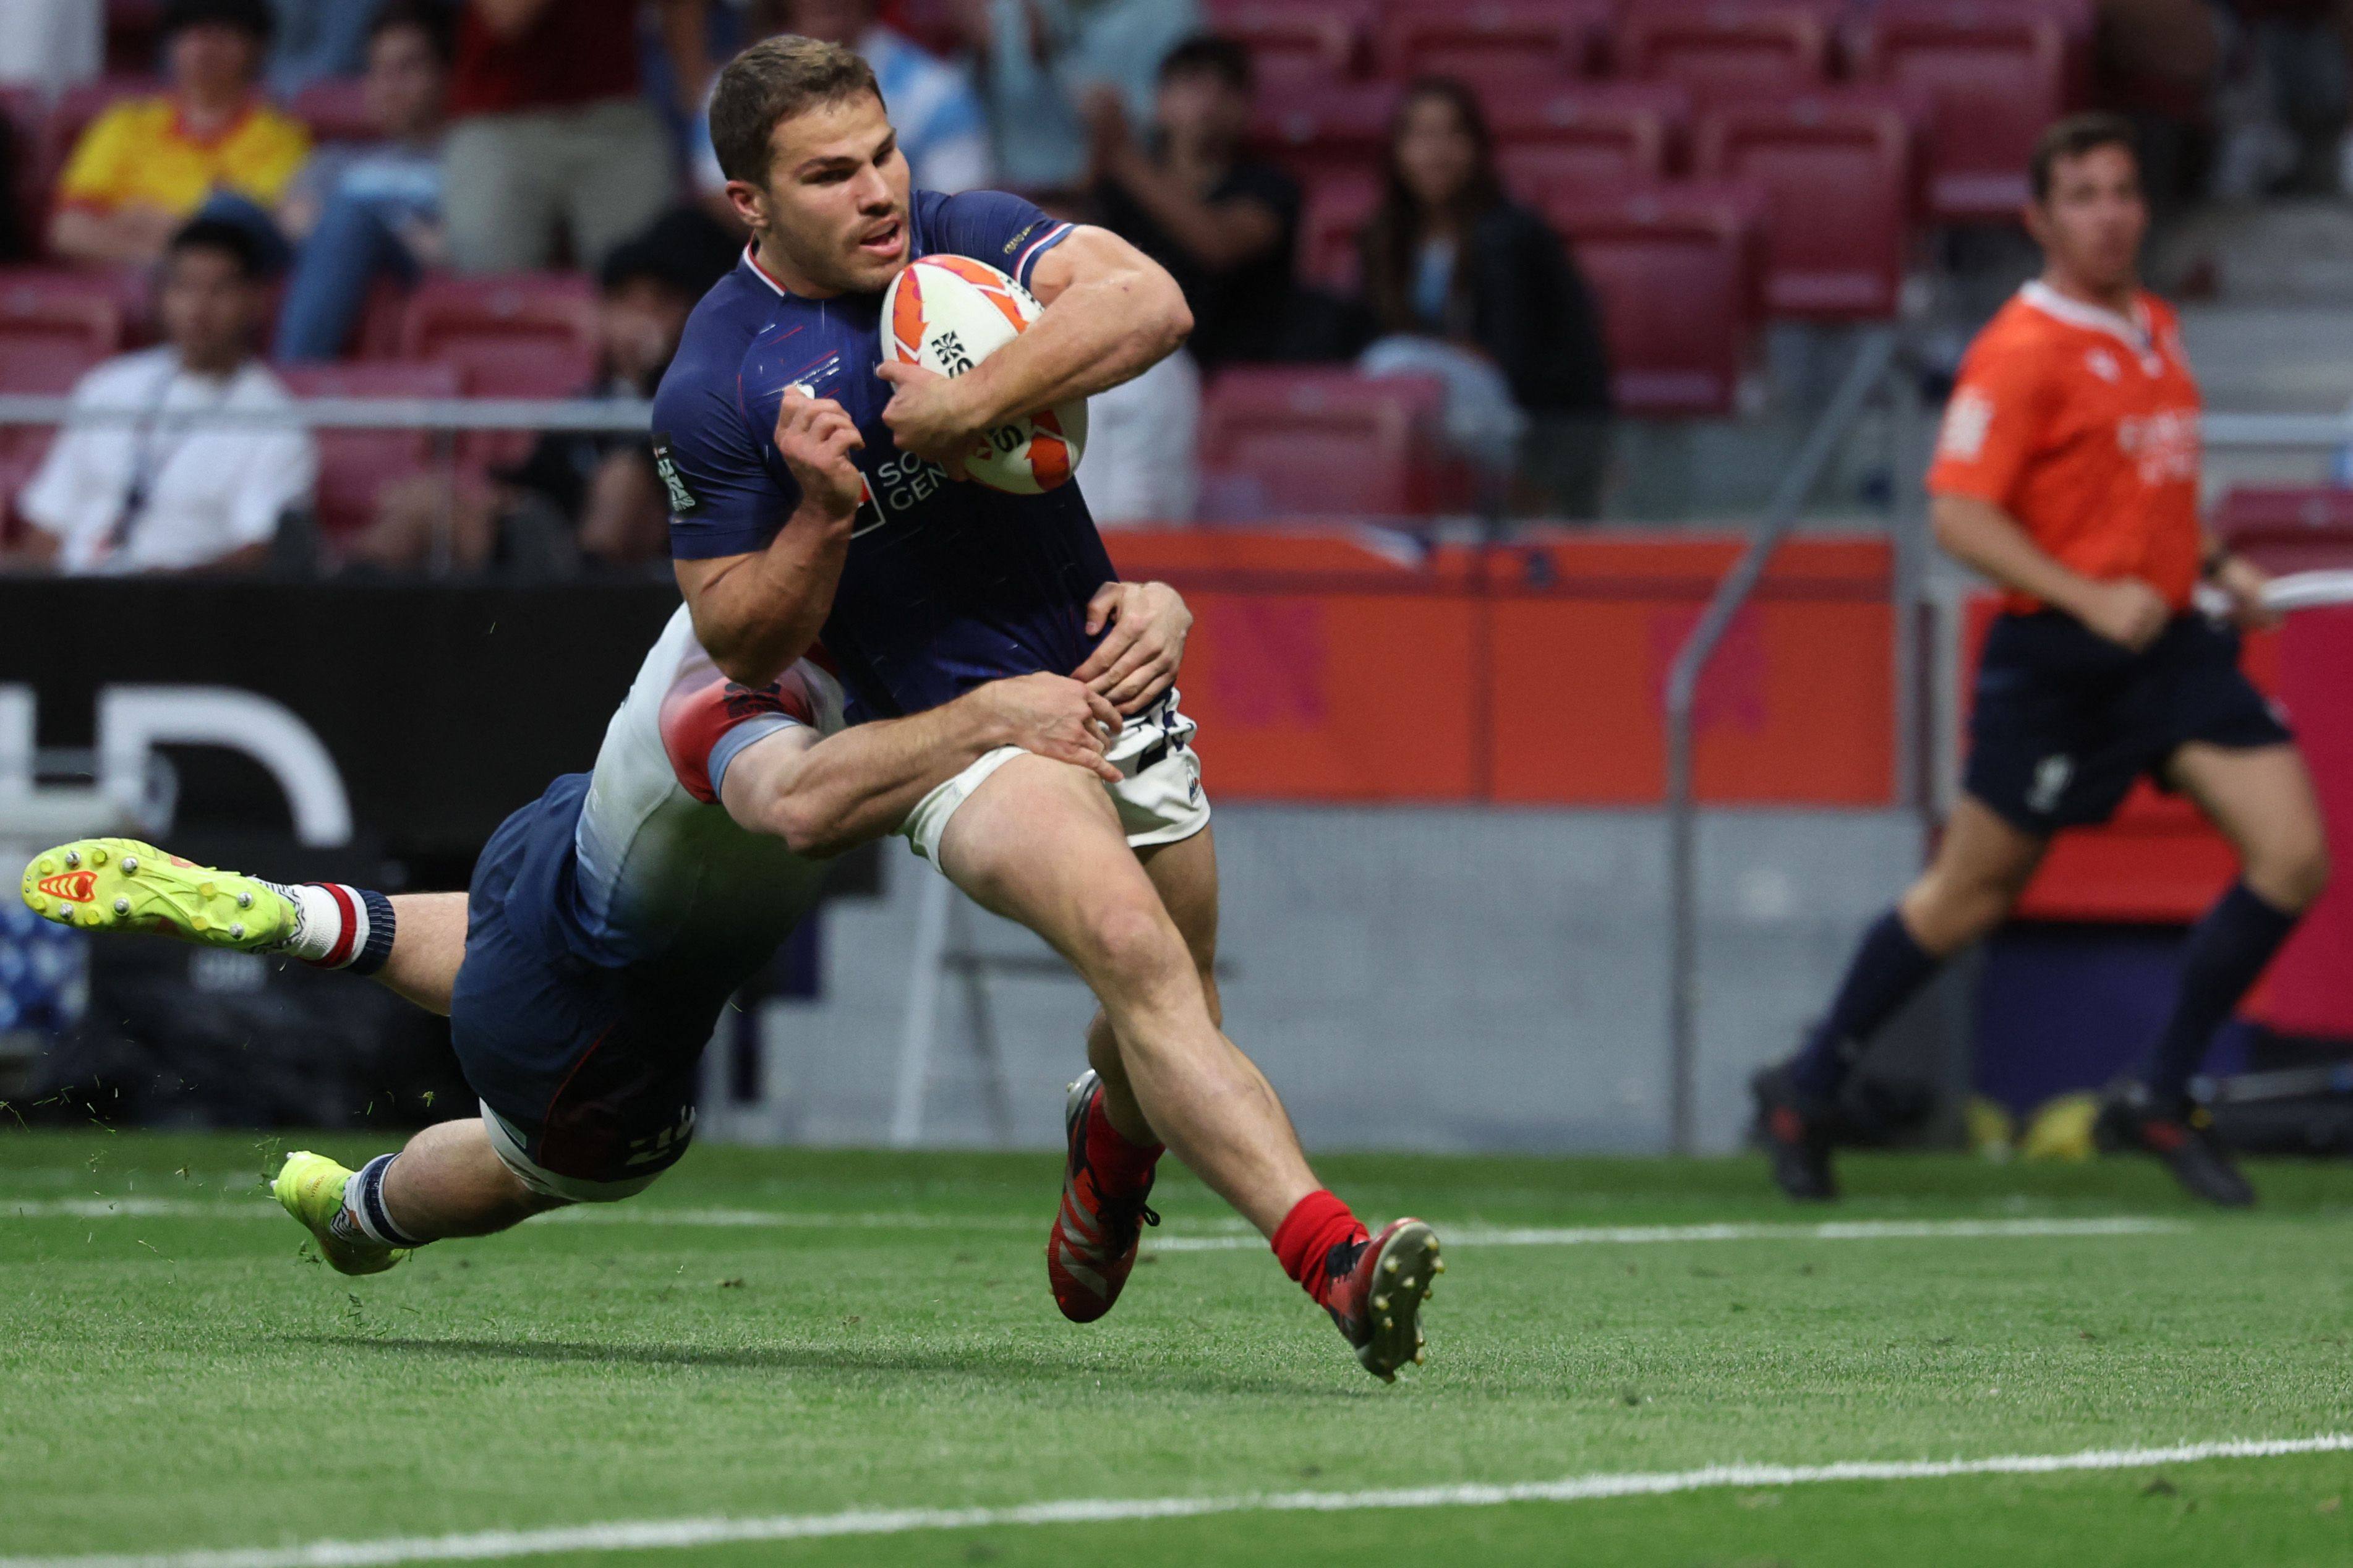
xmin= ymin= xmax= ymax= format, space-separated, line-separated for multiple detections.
xmin=1544 ymin=181 xmax=1764 ymax=415
xmin=289 ymin=76 xmax=377 ymax=145
xmin=0 ymin=271 xmax=127 ymax=391
xmin=1198 ymin=368 xmax=1459 ymax=519
xmin=1297 ymin=173 xmax=1379 ymax=289
xmin=396 ymin=272 xmax=600 ymax=396
xmin=1483 ymin=81 xmax=1686 ymax=205
xmin=1693 ymin=90 xmax=1918 ymax=318
xmin=1208 ymin=2 xmax=1369 ymax=88
xmin=1614 ymin=2 xmax=1832 ymax=110
xmin=1375 ymin=0 xmax=1607 ymax=85
xmin=1849 ymin=2 xmax=2069 ymax=223
xmin=2216 ymin=488 xmax=2353 ymax=576
xmin=276 ymin=361 xmax=464 ymax=542
xmin=1250 ymin=80 xmax=1401 ymax=185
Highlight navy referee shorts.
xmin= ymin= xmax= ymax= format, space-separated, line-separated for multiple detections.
xmin=1965 ymin=610 xmax=2294 ymax=835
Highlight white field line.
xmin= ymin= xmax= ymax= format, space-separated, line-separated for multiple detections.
xmin=7 ymin=1434 xmax=2349 ymax=1568
xmin=0 ymin=1201 xmax=2185 ymax=1250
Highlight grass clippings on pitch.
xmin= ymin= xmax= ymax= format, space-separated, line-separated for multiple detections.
xmin=4 ymin=1133 xmax=2353 ymax=1567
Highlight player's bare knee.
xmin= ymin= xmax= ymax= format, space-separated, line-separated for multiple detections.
xmin=1078 ymin=897 xmax=1191 ymax=1000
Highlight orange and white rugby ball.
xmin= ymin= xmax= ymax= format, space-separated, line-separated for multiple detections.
xmin=881 ymin=254 xmax=1087 ymax=495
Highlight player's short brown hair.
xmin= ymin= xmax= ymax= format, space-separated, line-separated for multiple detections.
xmin=2030 ymin=113 xmax=2138 ymax=203
xmin=709 ymin=34 xmax=885 ymax=186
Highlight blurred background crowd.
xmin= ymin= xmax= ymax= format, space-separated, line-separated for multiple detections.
xmin=0 ymin=0 xmax=2345 ymax=578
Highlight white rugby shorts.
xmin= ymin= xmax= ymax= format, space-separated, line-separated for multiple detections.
xmin=898 ymin=690 xmax=1210 ymax=866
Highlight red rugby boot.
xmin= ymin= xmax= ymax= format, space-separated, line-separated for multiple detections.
xmin=1046 ymin=1069 xmax=1161 ymax=1323
xmin=1322 ymin=1216 xmax=1443 ymax=1381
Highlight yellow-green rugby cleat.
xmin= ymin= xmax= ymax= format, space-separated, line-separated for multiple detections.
xmin=273 ymin=1152 xmax=408 ymax=1276
xmin=19 ymin=838 xmax=296 ymax=949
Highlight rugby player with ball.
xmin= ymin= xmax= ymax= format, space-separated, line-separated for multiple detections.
xmin=663 ymin=34 xmax=1441 ymax=1379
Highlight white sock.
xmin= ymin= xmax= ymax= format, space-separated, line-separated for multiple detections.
xmin=261 ymin=881 xmax=348 ymax=962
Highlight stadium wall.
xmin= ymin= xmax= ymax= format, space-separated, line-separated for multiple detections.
xmin=734 ymin=805 xmax=1926 ymax=1157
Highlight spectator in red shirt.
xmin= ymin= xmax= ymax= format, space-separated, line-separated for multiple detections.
xmin=442 ymin=0 xmax=705 ymax=273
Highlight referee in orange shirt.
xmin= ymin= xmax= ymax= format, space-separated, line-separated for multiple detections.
xmin=1753 ymin=115 xmax=2330 ymax=1207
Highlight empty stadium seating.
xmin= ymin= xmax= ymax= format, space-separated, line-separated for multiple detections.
xmin=1250 ymin=80 xmax=1401 ymax=184
xmin=1545 ymin=181 xmax=1765 ymax=415
xmin=1848 ymin=2 xmax=2068 ymax=222
xmin=394 ymin=273 xmax=600 ymax=398
xmin=1693 ymin=90 xmax=1917 ymax=318
xmin=1210 ymin=2 xmax=1370 ymax=88
xmin=1614 ymin=2 xmax=1834 ymax=110
xmin=0 ymin=271 xmax=130 ymax=391
xmin=2217 ymin=488 xmax=2353 ymax=575
xmin=1485 ymin=81 xmax=1686 ymax=205
xmin=289 ymin=77 xmax=377 ymax=146
xmin=275 ymin=361 xmax=464 ymax=541
xmin=1199 ymin=367 xmax=1462 ymax=518
xmin=1298 ymin=173 xmax=1381 ymax=289
xmin=1376 ymin=1 xmax=1607 ymax=85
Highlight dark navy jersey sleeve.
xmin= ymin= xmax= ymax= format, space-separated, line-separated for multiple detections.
xmin=652 ymin=289 xmax=799 ymax=561
xmin=917 ymin=189 xmax=1075 ymax=292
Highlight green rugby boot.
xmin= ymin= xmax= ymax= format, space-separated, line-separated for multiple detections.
xmin=273 ymin=1151 xmax=409 ymax=1277
xmin=20 ymin=838 xmax=297 ymax=949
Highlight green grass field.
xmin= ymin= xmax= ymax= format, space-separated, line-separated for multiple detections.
xmin=6 ymin=1130 xmax=2353 ymax=1567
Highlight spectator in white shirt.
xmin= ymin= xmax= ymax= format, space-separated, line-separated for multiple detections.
xmin=7 ymin=219 xmax=318 ymax=576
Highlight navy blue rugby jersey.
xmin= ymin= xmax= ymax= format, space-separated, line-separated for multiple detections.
xmin=652 ymin=189 xmax=1120 ymax=719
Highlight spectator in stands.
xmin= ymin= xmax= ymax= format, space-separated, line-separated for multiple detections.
xmin=954 ymin=0 xmax=1200 ymax=190
xmin=269 ymin=0 xmax=390 ymax=96
xmin=351 ymin=210 xmax=726 ymax=576
xmin=1356 ymin=79 xmax=1612 ymax=516
xmin=440 ymin=0 xmax=700 ymax=273
xmin=49 ymin=0 xmax=312 ymax=268
xmin=6 ymin=219 xmax=318 ymax=576
xmin=0 ymin=1 xmax=102 ymax=92
xmin=691 ymin=0 xmax=990 ymax=224
xmin=1073 ymin=33 xmax=1297 ymax=522
xmin=274 ymin=1 xmax=455 ymax=360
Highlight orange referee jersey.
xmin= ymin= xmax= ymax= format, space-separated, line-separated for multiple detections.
xmin=1926 ymin=280 xmax=2203 ymax=615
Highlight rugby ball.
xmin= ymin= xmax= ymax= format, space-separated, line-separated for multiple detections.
xmin=882 ymin=255 xmax=1086 ymax=495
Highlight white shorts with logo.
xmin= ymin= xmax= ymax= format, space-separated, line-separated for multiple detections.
xmin=897 ymin=691 xmax=1210 ymax=865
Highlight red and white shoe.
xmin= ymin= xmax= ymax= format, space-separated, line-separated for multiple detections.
xmin=1045 ymin=1069 xmax=1159 ymax=1323
xmin=1323 ymin=1217 xmax=1443 ymax=1381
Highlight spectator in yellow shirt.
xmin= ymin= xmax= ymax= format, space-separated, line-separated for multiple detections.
xmin=50 ymin=0 xmax=310 ymax=267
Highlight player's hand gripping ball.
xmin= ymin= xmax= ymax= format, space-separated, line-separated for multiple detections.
xmin=880 ymin=255 xmax=1087 ymax=495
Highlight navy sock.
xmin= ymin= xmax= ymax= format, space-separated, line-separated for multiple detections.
xmin=2138 ymin=881 xmax=2300 ymax=1112
xmin=1788 ymin=910 xmax=1941 ymax=1098
xmin=341 ymin=1152 xmax=422 ymax=1248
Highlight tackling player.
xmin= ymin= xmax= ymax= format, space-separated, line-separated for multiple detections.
xmin=1753 ymin=115 xmax=2330 ymax=1208
xmin=20 ymin=607 xmax=1136 ymax=1260
xmin=652 ymin=35 xmax=1440 ymax=1379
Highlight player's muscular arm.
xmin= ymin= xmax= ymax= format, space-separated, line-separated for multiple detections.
xmin=722 ymin=675 xmax=1122 ymax=857
xmin=1932 ymin=493 xmax=2170 ymax=652
xmin=877 ymin=227 xmax=1192 ymax=466
xmin=675 ymin=390 xmax=862 ymax=688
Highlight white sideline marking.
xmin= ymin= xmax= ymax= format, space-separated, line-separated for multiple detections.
xmin=1143 ymin=1216 xmax=2186 ymax=1252
xmin=2 ymin=1201 xmax=2184 ymax=1251
xmin=8 ymin=1434 xmax=2349 ymax=1568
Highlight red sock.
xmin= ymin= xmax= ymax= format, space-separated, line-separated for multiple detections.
xmin=1085 ymin=1096 xmax=1163 ymax=1196
xmin=1272 ymin=1190 xmax=1366 ymax=1307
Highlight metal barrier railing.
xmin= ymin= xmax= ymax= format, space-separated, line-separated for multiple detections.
xmin=1661 ymin=329 xmax=1904 ymax=1156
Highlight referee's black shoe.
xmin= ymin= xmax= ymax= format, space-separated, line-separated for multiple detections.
xmin=1751 ymin=1065 xmax=1838 ymax=1202
xmin=2093 ymin=1081 xmax=2255 ymax=1209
